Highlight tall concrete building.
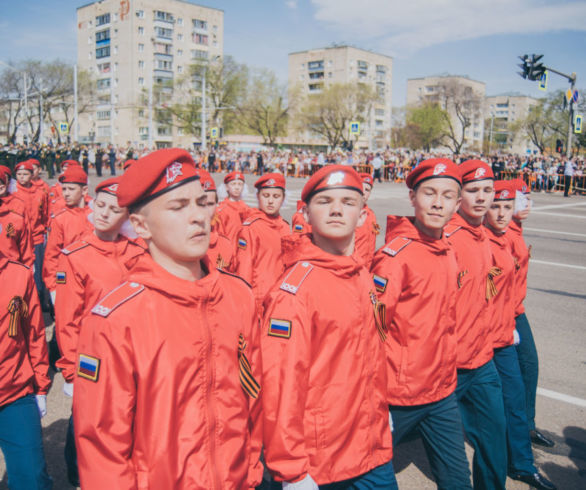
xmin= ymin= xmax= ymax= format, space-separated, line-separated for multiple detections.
xmin=288 ymin=46 xmax=393 ymax=150
xmin=406 ymin=75 xmax=486 ymax=152
xmin=76 ymin=0 xmax=223 ymax=149
xmin=485 ymin=93 xmax=539 ymax=155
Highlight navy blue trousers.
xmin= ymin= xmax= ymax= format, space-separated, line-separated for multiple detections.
xmin=0 ymin=394 xmax=52 ymax=490
xmin=515 ymin=313 xmax=539 ymax=431
xmin=320 ymin=461 xmax=398 ymax=489
xmin=391 ymin=392 xmax=472 ymax=490
xmin=456 ymin=360 xmax=507 ymax=490
xmin=493 ymin=345 xmax=537 ymax=476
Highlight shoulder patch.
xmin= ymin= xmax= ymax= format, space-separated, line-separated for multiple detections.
xmin=443 ymin=224 xmax=462 ymax=238
xmin=293 ymin=223 xmax=304 ymax=233
xmin=373 ymin=274 xmax=388 ymax=293
xmin=268 ymin=318 xmax=292 ymax=339
xmin=62 ymin=240 xmax=89 ymax=255
xmin=218 ymin=268 xmax=252 ymax=289
xmin=237 ymin=237 xmax=247 ymax=249
xmin=91 ymin=281 xmax=145 ymax=317
xmin=280 ymin=261 xmax=313 ymax=294
xmin=382 ymin=237 xmax=412 ymax=257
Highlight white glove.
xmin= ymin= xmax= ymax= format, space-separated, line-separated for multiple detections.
xmin=282 ymin=474 xmax=319 ymax=490
xmin=513 ymin=329 xmax=521 ymax=346
xmin=50 ymin=290 xmax=56 ymax=305
xmin=35 ymin=394 xmax=47 ymax=418
xmin=63 ymin=382 xmax=74 ymax=397
xmin=389 ymin=411 xmax=394 ymax=432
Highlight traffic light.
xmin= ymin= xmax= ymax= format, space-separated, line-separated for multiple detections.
xmin=517 ymin=54 xmax=546 ymax=81
xmin=556 ymin=139 xmax=563 ymax=154
xmin=518 ymin=55 xmax=531 ymax=79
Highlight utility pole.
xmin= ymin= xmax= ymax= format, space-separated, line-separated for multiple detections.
xmin=201 ymin=67 xmax=207 ymax=151
xmin=74 ymin=64 xmax=79 ymax=143
xmin=39 ymin=78 xmax=43 ymax=143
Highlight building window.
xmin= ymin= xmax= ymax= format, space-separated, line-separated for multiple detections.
xmin=157 ymin=60 xmax=173 ymax=70
xmin=97 ymin=126 xmax=111 ymax=137
xmin=113 ymin=45 xmax=118 ymax=55
xmin=177 ymin=49 xmax=183 ymax=56
xmin=376 ymin=65 xmax=386 ymax=74
xmin=96 ymin=13 xmax=111 ymax=26
xmin=96 ymin=46 xmax=110 ymax=59
xmin=96 ymin=29 xmax=110 ymax=43
xmin=97 ymin=62 xmax=111 ymax=73
xmin=177 ymin=17 xmax=183 ymax=26
xmin=157 ymin=126 xmax=172 ymax=136
xmin=309 ymin=72 xmax=324 ymax=80
xmin=96 ymin=78 xmax=111 ymax=89
xmin=139 ymin=127 xmax=148 ymax=135
xmin=136 ymin=10 xmax=144 ymax=18
xmin=97 ymin=110 xmax=111 ymax=120
xmin=88 ymin=36 xmax=92 ymax=44
xmin=177 ymin=66 xmax=183 ymax=73
xmin=213 ymin=25 xmax=218 ymax=32
xmin=138 ymin=77 xmax=144 ymax=86
xmin=357 ymin=60 xmax=368 ymax=70
xmin=375 ymin=108 xmax=385 ymax=116
xmin=138 ymin=60 xmax=144 ymax=69
xmin=193 ymin=19 xmax=207 ymax=30
xmin=177 ymin=33 xmax=183 ymax=41
xmin=155 ymin=27 xmax=173 ymax=39
xmin=308 ymin=60 xmax=324 ymax=70
xmin=154 ymin=10 xmax=174 ymax=23
xmin=308 ymin=83 xmax=323 ymax=93
xmin=375 ymin=120 xmax=384 ymax=127
xmin=193 ymin=33 xmax=208 ymax=45
xmin=138 ymin=43 xmax=144 ymax=52
xmin=138 ymin=26 xmax=144 ymax=35
xmin=191 ymin=49 xmax=208 ymax=60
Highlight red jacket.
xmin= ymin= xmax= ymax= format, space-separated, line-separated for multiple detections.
xmin=291 ymin=208 xmax=310 ymax=234
xmin=43 ymin=205 xmax=93 ymax=291
xmin=73 ymin=253 xmax=262 ymax=490
xmin=13 ymin=182 xmax=48 ymax=245
xmin=372 ymin=216 xmax=459 ymax=406
xmin=444 ymin=213 xmax=494 ymax=370
xmin=232 ymin=210 xmax=290 ymax=306
xmin=207 ymin=230 xmax=233 ymax=270
xmin=261 ymin=234 xmax=392 ymax=485
xmin=216 ymin=199 xmax=251 ymax=241
xmin=0 ymin=258 xmax=51 ymax=407
xmin=354 ymin=205 xmax=380 ymax=267
xmin=485 ymin=227 xmax=516 ymax=348
xmin=55 ymin=233 xmax=145 ymax=383
xmin=506 ymin=220 xmax=529 ymax=317
xmin=0 ymin=198 xmax=34 ymax=266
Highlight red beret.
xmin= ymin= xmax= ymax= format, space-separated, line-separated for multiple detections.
xmin=59 ymin=166 xmax=88 ymax=185
xmin=460 ymin=159 xmax=495 ymax=183
xmin=96 ymin=177 xmax=120 ymax=196
xmin=29 ymin=158 xmax=41 ymax=167
xmin=61 ymin=160 xmax=81 ymax=169
xmin=0 ymin=165 xmax=11 ymax=183
xmin=360 ymin=172 xmax=374 ymax=186
xmin=118 ymin=148 xmax=198 ymax=208
xmin=255 ymin=173 xmax=286 ymax=190
xmin=224 ymin=171 xmax=245 ymax=184
xmin=296 ymin=200 xmax=305 ymax=211
xmin=406 ymin=158 xmax=462 ymax=189
xmin=197 ymin=169 xmax=216 ymax=192
xmin=512 ymin=178 xmax=530 ymax=195
xmin=301 ymin=165 xmax=363 ymax=202
xmin=15 ymin=161 xmax=34 ymax=173
xmin=493 ymin=180 xmax=516 ymax=200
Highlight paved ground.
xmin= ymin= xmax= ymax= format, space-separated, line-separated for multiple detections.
xmin=1 ymin=171 xmax=585 ymax=489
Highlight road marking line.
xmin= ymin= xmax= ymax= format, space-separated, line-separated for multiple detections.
xmin=537 ymin=388 xmax=586 ymax=408
xmin=532 ymin=202 xmax=586 ymax=211
xmin=524 ymin=227 xmax=586 ymax=238
xmin=531 ymin=211 xmax=586 ymax=219
xmin=530 ymin=259 xmax=586 ymax=271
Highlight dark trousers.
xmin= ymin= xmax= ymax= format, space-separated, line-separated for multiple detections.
xmin=373 ymin=168 xmax=382 ymax=183
xmin=82 ymin=158 xmax=89 ymax=175
xmin=564 ymin=175 xmax=572 ymax=196
xmin=320 ymin=461 xmax=398 ymax=489
xmin=515 ymin=313 xmax=539 ymax=431
xmin=109 ymin=158 xmax=116 ymax=176
xmin=95 ymin=159 xmax=103 ymax=177
xmin=65 ymin=415 xmax=79 ymax=486
xmin=391 ymin=392 xmax=472 ymax=489
xmin=456 ymin=360 xmax=507 ymax=490
xmin=493 ymin=345 xmax=537 ymax=476
xmin=33 ymin=241 xmax=50 ymax=310
xmin=0 ymin=394 xmax=52 ymax=490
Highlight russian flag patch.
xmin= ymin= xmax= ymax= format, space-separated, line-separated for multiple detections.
xmin=77 ymin=354 xmax=100 ymax=382
xmin=293 ymin=224 xmax=303 ymax=232
xmin=237 ymin=238 xmax=247 ymax=249
xmin=268 ymin=318 xmax=292 ymax=339
xmin=373 ymin=274 xmax=388 ymax=293
xmin=56 ymin=271 xmax=66 ymax=284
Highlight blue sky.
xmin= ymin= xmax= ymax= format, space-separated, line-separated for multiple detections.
xmin=1 ymin=0 xmax=585 ymax=106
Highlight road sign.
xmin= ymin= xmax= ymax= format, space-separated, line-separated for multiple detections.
xmin=211 ymin=127 xmax=218 ymax=138
xmin=349 ymin=121 xmax=360 ymax=136
xmin=59 ymin=122 xmax=69 ymax=135
xmin=566 ymin=89 xmax=573 ymax=103
xmin=572 ymin=90 xmax=579 ymax=103
xmin=574 ymin=114 xmax=583 ymax=134
xmin=538 ymin=70 xmax=548 ymax=91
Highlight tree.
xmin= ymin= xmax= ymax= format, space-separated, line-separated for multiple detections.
xmin=295 ymin=82 xmax=378 ymax=148
xmin=405 ymin=102 xmax=449 ymax=151
xmin=235 ymin=68 xmax=289 ymax=146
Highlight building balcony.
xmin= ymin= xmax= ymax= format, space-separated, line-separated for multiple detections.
xmin=96 ymin=38 xmax=110 ymax=47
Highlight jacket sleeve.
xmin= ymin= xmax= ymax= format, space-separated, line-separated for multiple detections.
xmin=73 ymin=314 xmax=138 ymax=489
xmin=42 ymin=218 xmax=63 ymax=291
xmin=18 ymin=218 xmax=35 ymax=267
xmin=231 ymin=226 xmax=254 ymax=284
xmin=55 ymin=254 xmax=86 ymax=383
xmin=371 ymin=252 xmax=404 ymax=334
xmin=260 ymin=288 xmax=311 ymax=483
xmin=23 ymin=267 xmax=51 ymax=395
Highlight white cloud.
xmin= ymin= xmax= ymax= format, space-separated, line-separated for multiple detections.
xmin=286 ymin=0 xmax=298 ymax=9
xmin=310 ymin=0 xmax=586 ymax=55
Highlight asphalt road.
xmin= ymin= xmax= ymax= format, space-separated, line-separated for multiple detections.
xmin=1 ymin=171 xmax=584 ymax=489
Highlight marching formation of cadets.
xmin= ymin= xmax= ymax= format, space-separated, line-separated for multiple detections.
xmin=0 ymin=148 xmax=560 ymax=490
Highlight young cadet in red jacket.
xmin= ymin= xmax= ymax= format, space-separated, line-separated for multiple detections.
xmin=216 ymin=171 xmax=251 ymax=240
xmin=508 ymin=179 xmax=553 ymax=449
xmin=291 ymin=199 xmax=311 ymax=234
xmin=198 ymin=169 xmax=233 ymax=269
xmin=354 ymin=172 xmax=380 ymax=266
xmin=372 ymin=158 xmax=473 ymax=489
xmin=443 ymin=159 xmax=508 ymax=489
xmin=73 ymin=149 xmax=262 ymax=490
xmin=261 ymin=165 xmax=396 ymax=489
xmin=30 ymin=158 xmax=50 ymax=195
xmin=232 ymin=173 xmax=290 ymax=308
xmin=43 ymin=166 xmax=93 ymax=298
xmin=0 ymin=166 xmax=34 ymax=266
xmin=54 ymin=177 xmax=145 ymax=487
xmin=0 ymin=250 xmax=52 ymax=490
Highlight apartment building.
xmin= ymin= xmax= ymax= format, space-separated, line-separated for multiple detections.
xmin=288 ymin=45 xmax=393 ymax=150
xmin=406 ymin=75 xmax=486 ymax=152
xmin=485 ymin=93 xmax=539 ymax=154
xmin=77 ymin=0 xmax=223 ymax=148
